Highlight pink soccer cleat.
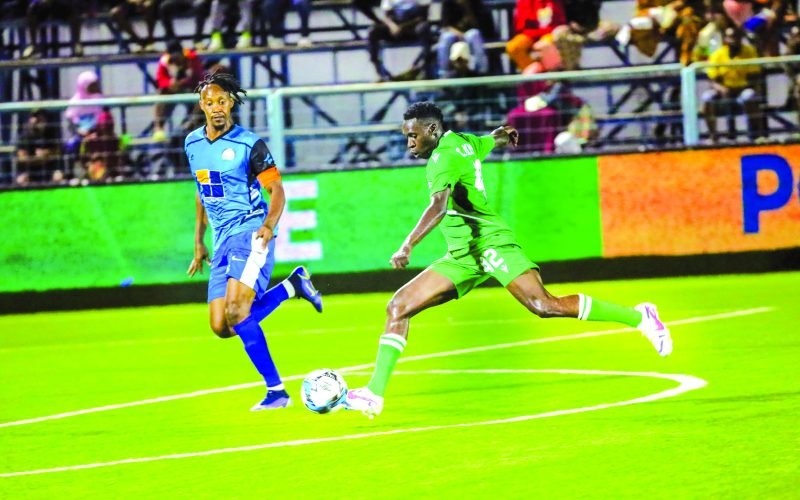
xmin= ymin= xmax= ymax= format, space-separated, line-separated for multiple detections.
xmin=343 ymin=387 xmax=384 ymax=419
xmin=635 ymin=302 xmax=673 ymax=356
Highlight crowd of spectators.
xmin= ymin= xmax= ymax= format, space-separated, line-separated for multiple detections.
xmin=502 ymin=0 xmax=797 ymax=150
xmin=1 ymin=0 xmax=798 ymax=186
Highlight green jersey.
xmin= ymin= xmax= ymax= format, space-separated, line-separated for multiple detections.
xmin=425 ymin=130 xmax=519 ymax=257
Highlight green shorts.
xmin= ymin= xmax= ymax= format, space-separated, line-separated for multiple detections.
xmin=428 ymin=243 xmax=539 ymax=298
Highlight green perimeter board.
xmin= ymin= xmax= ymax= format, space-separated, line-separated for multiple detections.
xmin=0 ymin=157 xmax=601 ymax=292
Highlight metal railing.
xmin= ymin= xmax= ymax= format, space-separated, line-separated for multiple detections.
xmin=1 ymin=56 xmax=798 ymax=185
xmin=681 ymin=54 xmax=800 ymax=146
xmin=267 ymin=64 xmax=685 ymax=169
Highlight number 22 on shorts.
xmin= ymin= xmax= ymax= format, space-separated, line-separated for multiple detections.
xmin=481 ymin=248 xmax=508 ymax=273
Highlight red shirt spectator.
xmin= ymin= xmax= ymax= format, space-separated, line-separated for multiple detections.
xmin=156 ymin=42 xmax=204 ymax=92
xmin=153 ymin=41 xmax=204 ymax=140
xmin=513 ymin=0 xmax=566 ymax=41
xmin=506 ymin=0 xmax=566 ymax=71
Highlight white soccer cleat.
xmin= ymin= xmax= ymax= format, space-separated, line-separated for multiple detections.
xmin=635 ymin=302 xmax=673 ymax=356
xmin=343 ymin=387 xmax=384 ymax=419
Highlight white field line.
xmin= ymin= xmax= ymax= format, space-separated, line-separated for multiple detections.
xmin=0 ymin=307 xmax=771 ymax=430
xmin=0 ymin=369 xmax=707 ymax=478
xmin=0 ymin=306 xmax=769 ymax=352
xmin=0 ymin=315 xmax=620 ymax=352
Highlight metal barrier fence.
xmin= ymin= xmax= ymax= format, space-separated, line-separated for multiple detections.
xmin=1 ymin=57 xmax=799 ymax=186
xmin=0 ymin=91 xmax=271 ymax=185
xmin=681 ymin=54 xmax=800 ymax=146
xmin=266 ymin=64 xmax=684 ymax=169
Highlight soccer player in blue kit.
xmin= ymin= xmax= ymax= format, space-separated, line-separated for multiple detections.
xmin=186 ymin=71 xmax=322 ymax=411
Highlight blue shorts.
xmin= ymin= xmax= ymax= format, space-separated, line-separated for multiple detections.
xmin=207 ymin=230 xmax=276 ymax=303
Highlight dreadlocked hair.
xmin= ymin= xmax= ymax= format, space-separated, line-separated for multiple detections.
xmin=195 ymin=70 xmax=247 ymax=105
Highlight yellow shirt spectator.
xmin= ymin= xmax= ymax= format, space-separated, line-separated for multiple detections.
xmin=706 ymin=44 xmax=759 ymax=89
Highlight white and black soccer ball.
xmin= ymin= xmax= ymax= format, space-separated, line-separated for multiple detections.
xmin=301 ymin=369 xmax=348 ymax=414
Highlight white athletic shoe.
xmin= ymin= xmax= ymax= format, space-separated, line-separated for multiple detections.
xmin=343 ymin=387 xmax=384 ymax=419
xmin=635 ymin=302 xmax=673 ymax=356
xmin=207 ymin=32 xmax=224 ymax=52
xmin=236 ymin=32 xmax=252 ymax=49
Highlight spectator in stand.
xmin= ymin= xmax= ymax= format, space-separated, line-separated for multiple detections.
xmin=693 ymin=0 xmax=730 ymax=61
xmin=506 ymin=0 xmax=567 ymax=72
xmin=615 ymin=0 xmax=672 ymax=59
xmin=702 ymin=27 xmax=763 ymax=142
xmin=15 ymin=109 xmax=61 ymax=185
xmin=672 ymin=0 xmax=707 ymax=65
xmin=437 ymin=0 xmax=495 ymax=78
xmin=22 ymin=0 xmax=85 ymax=58
xmin=516 ymin=24 xmax=583 ymax=75
xmin=557 ymin=0 xmax=617 ymax=70
xmin=153 ymin=40 xmax=204 ymax=142
xmin=109 ymin=0 xmax=160 ymax=53
xmin=354 ymin=0 xmax=381 ymax=23
xmin=259 ymin=0 xmax=313 ymax=48
xmin=159 ymin=0 xmax=211 ymax=49
xmin=440 ymin=42 xmax=487 ymax=130
xmin=448 ymin=41 xmax=480 ymax=78
xmin=361 ymin=0 xmax=433 ymax=81
xmin=616 ymin=0 xmax=705 ymax=65
xmin=206 ymin=0 xmax=255 ymax=50
xmin=724 ymin=0 xmax=786 ymax=56
xmin=782 ymin=22 xmax=800 ymax=124
xmin=564 ymin=0 xmax=600 ymax=35
xmin=564 ymin=0 xmax=618 ymax=40
xmin=64 ymin=70 xmax=105 ymax=155
xmin=507 ymin=68 xmax=588 ymax=153
xmin=506 ymin=27 xmax=593 ymax=153
xmin=81 ymin=108 xmax=124 ymax=182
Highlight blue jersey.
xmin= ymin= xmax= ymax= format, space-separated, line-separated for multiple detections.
xmin=185 ymin=124 xmax=278 ymax=252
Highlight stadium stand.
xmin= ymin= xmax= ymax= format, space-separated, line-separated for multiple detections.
xmin=0 ymin=0 xmax=797 ymax=184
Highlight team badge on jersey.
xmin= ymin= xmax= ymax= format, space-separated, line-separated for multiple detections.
xmin=196 ymin=169 xmax=225 ymax=199
xmin=222 ymin=148 xmax=235 ymax=161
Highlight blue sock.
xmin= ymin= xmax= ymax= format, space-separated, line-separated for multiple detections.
xmin=249 ymin=281 xmax=294 ymax=323
xmin=232 ymin=315 xmax=282 ymax=388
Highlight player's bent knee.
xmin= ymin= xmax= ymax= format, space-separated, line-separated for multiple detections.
xmin=224 ymin=303 xmax=249 ymax=332
xmin=386 ymin=295 xmax=414 ymax=321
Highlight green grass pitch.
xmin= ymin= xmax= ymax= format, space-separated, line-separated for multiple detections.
xmin=1 ymin=272 xmax=798 ymax=498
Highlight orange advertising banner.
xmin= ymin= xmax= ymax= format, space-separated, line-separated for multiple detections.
xmin=599 ymin=145 xmax=800 ymax=257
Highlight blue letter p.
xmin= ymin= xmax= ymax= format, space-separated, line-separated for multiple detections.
xmin=741 ymin=155 xmax=794 ymax=233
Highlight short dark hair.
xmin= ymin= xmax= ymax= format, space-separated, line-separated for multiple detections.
xmin=166 ymin=40 xmax=183 ymax=56
xmin=195 ymin=70 xmax=247 ymax=105
xmin=403 ymin=101 xmax=443 ymax=124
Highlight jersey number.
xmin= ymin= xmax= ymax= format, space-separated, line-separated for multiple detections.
xmin=481 ymin=249 xmax=508 ymax=273
xmin=473 ymin=159 xmax=486 ymax=198
xmin=456 ymin=144 xmax=475 ymax=157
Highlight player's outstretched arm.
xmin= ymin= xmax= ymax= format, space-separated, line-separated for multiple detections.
xmin=391 ymin=188 xmax=450 ymax=269
xmin=188 ymin=193 xmax=210 ymax=277
xmin=491 ymin=125 xmax=519 ymax=149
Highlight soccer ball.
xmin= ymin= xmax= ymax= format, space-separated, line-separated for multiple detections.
xmin=301 ymin=369 xmax=348 ymax=414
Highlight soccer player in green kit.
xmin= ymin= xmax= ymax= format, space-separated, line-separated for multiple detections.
xmin=344 ymin=102 xmax=672 ymax=418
